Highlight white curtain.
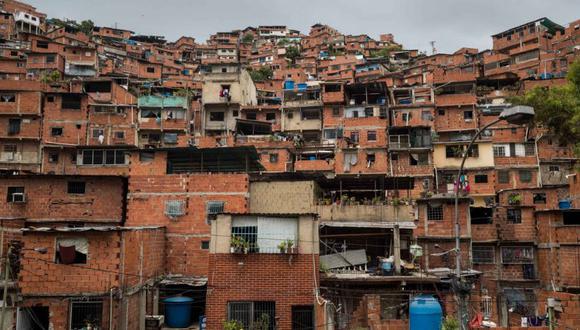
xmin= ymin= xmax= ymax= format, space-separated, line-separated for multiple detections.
xmin=57 ymin=237 xmax=89 ymax=255
xmin=257 ymin=217 xmax=297 ymax=253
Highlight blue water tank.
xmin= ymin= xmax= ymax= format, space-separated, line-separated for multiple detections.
xmin=410 ymin=294 xmax=442 ymax=330
xmin=559 ymin=199 xmax=571 ymax=209
xmin=164 ymin=296 xmax=194 ymax=328
xmin=284 ymin=80 xmax=295 ymax=90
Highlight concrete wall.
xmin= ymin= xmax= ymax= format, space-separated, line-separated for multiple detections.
xmin=433 ymin=141 xmax=494 ymax=169
xmin=249 ymin=180 xmax=318 ymax=214
xmin=202 ymin=69 xmax=257 ymax=105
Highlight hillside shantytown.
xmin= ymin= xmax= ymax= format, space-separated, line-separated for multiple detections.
xmin=0 ymin=0 xmax=579 ymax=329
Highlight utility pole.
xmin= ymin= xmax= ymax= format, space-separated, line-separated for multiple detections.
xmin=0 ymin=246 xmax=11 ymax=329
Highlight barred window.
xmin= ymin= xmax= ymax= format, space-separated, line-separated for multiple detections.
xmin=228 ymin=301 xmax=275 ymax=330
xmin=472 ymin=245 xmax=495 ymax=264
xmin=507 ymin=208 xmax=522 ymax=223
xmin=165 ymin=200 xmax=185 ymax=218
xmin=519 ymin=170 xmax=532 ymax=183
xmin=498 ymin=170 xmax=510 ymax=184
xmin=493 ymin=145 xmax=506 ymax=157
xmin=427 ymin=205 xmax=443 ymax=221
xmin=501 ymin=246 xmax=534 ymax=264
xmin=524 ymin=143 xmax=535 ymax=156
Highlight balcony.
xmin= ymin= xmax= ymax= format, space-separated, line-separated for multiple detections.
xmin=283 ymin=89 xmax=322 ymax=108
xmin=138 ymin=95 xmax=188 ymax=109
xmin=388 ymin=134 xmax=432 ymax=150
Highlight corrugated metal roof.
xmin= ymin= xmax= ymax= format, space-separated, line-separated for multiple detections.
xmin=320 ymin=221 xmax=416 ymax=229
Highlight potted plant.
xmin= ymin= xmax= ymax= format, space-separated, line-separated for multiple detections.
xmin=230 ymin=236 xmax=249 ymax=254
xmin=372 ymin=196 xmax=382 ymax=205
xmin=508 ymin=193 xmax=522 ymax=205
xmin=286 ymin=239 xmax=295 ymax=254
xmin=340 ymin=194 xmax=348 ymax=205
xmin=278 ymin=240 xmax=287 ymax=254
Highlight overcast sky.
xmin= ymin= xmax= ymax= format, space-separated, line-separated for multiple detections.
xmin=27 ymin=0 xmax=580 ymax=53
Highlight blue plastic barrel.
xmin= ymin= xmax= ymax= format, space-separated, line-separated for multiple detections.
xmin=164 ymin=296 xmax=194 ymax=328
xmin=559 ymin=199 xmax=571 ymax=209
xmin=410 ymin=294 xmax=442 ymax=330
xmin=284 ymin=80 xmax=295 ymax=90
xmin=297 ymin=83 xmax=307 ymax=91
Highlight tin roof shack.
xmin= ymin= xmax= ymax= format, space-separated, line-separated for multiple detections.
xmin=206 ymin=212 xmax=320 ymax=330
xmin=0 ymin=80 xmax=42 ymax=174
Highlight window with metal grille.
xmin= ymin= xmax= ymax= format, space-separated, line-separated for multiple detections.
xmin=427 ymin=205 xmax=443 ymax=221
xmin=207 ymin=201 xmax=224 ymax=216
xmin=501 ymin=246 xmax=534 ymax=264
xmin=92 ymin=128 xmax=104 ymax=139
xmin=367 ymin=130 xmax=377 ymax=142
xmin=81 ymin=150 xmax=126 ymax=165
xmin=533 ymin=193 xmax=546 ymax=204
xmin=292 ymin=305 xmax=314 ymax=329
xmin=524 ymin=143 xmax=535 ymax=156
xmin=493 ymin=145 xmax=506 ymax=157
xmin=7 ymin=186 xmax=24 ymax=203
xmin=519 ymin=170 xmax=532 ymax=183
xmin=51 ymin=127 xmax=63 ymax=136
xmin=472 ymin=245 xmax=495 ymax=264
xmin=165 ymin=200 xmax=185 ymax=218
xmin=506 ymin=208 xmax=522 ymax=223
xmin=70 ymin=299 xmax=103 ymax=330
xmin=463 ymin=110 xmax=473 ymax=121
xmin=228 ymin=301 xmax=275 ymax=330
xmin=548 ymin=165 xmax=560 ymax=172
xmin=498 ymin=170 xmax=510 ymax=184
xmin=67 ymin=181 xmax=86 ymax=194
xmin=349 ymin=131 xmax=359 ymax=143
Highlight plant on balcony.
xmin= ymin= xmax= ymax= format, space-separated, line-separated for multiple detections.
xmin=372 ymin=196 xmax=383 ymax=205
xmin=508 ymin=193 xmax=522 ymax=205
xmin=230 ymin=236 xmax=249 ymax=254
xmin=277 ymin=240 xmax=287 ymax=253
xmin=278 ymin=239 xmax=295 ymax=254
xmin=392 ymin=198 xmax=400 ymax=207
xmin=223 ymin=320 xmax=244 ymax=330
xmin=340 ymin=195 xmax=348 ymax=205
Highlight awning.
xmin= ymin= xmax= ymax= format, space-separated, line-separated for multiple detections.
xmin=159 ymin=276 xmax=207 ymax=287
xmin=21 ymin=225 xmax=163 ymax=232
xmin=320 ymin=221 xmax=416 ymax=229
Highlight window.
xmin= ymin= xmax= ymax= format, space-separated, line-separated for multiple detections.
xmin=56 ymin=237 xmax=88 ymax=264
xmin=364 ymin=107 xmax=374 ymax=117
xmin=36 ymin=40 xmax=49 ymax=49
xmin=367 ymin=130 xmax=377 ymax=142
xmin=463 ymin=110 xmax=473 ymax=121
xmin=332 ymin=106 xmax=340 ymax=117
xmin=209 ymin=112 xmax=225 ymax=121
xmin=233 ymin=110 xmax=239 ymax=117
xmin=548 ymin=165 xmax=560 ymax=172
xmin=474 ymin=174 xmax=488 ymax=183
xmin=246 ymin=111 xmax=257 ymax=120
xmin=51 ymin=127 xmax=63 ymax=136
xmin=163 ymin=133 xmax=178 ymax=144
xmin=206 ymin=201 xmax=225 ymax=222
xmin=472 ymin=245 xmax=495 ymax=264
xmin=0 ymin=93 xmax=15 ymax=102
xmin=501 ymin=246 xmax=534 ymax=264
xmin=563 ymin=210 xmax=580 ymax=225
xmin=47 ymin=95 xmax=55 ymax=102
xmin=427 ymin=204 xmax=443 ymax=221
xmin=266 ymin=112 xmax=276 ymax=121
xmin=533 ymin=193 xmax=546 ymax=204
xmin=8 ymin=118 xmax=20 ymax=135
xmin=228 ymin=301 xmax=275 ymax=330
xmin=81 ymin=150 xmax=126 ymax=165
xmin=61 ymin=94 xmax=81 ymax=110
xmin=301 ymin=109 xmax=320 ymax=120
xmin=67 ymin=181 xmax=86 ymax=194
xmin=7 ymin=186 xmax=24 ymax=203
xmin=165 ymin=200 xmax=186 ymax=217
xmin=367 ymin=153 xmax=376 ymax=166
xmin=498 ymin=170 xmax=509 ymax=184
xmin=524 ymin=143 xmax=535 ymax=156
xmin=146 ymin=67 xmax=155 ymax=73
xmin=269 ymin=153 xmax=278 ymax=163
xmin=201 ymin=241 xmax=210 ymax=249
xmin=421 ymin=110 xmax=432 ymax=121
xmin=139 ymin=151 xmax=154 ymax=162
xmin=46 ymin=54 xmax=55 ymax=63
xmin=507 ymin=208 xmax=522 ymax=223
xmin=231 ymin=216 xmax=298 ymax=254
xmin=70 ymin=299 xmax=103 ymax=330
xmin=114 ymin=131 xmax=125 ymax=139
xmin=409 ymin=153 xmax=428 ymax=166
xmin=438 ymin=109 xmax=445 ymax=116
xmin=470 ymin=207 xmax=493 ymax=224
xmin=446 ymin=145 xmax=477 ymax=158
xmin=292 ymin=305 xmax=315 ymax=330
xmin=349 ymin=131 xmax=359 ymax=143
xmin=92 ymin=128 xmax=104 ymax=139
xmin=493 ymin=145 xmax=506 ymax=157
xmin=519 ymin=170 xmax=532 ymax=183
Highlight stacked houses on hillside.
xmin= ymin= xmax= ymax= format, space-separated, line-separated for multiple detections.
xmin=0 ymin=0 xmax=579 ymax=328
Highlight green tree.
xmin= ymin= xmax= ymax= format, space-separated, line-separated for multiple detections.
xmin=242 ymin=32 xmax=254 ymax=44
xmin=511 ymin=59 xmax=580 ymax=152
xmin=78 ymin=20 xmax=95 ymax=36
xmin=248 ymin=66 xmax=273 ymax=82
xmin=285 ymin=46 xmax=301 ymax=64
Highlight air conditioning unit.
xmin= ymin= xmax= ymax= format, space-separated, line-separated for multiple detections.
xmin=10 ymin=193 xmax=26 ymax=203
